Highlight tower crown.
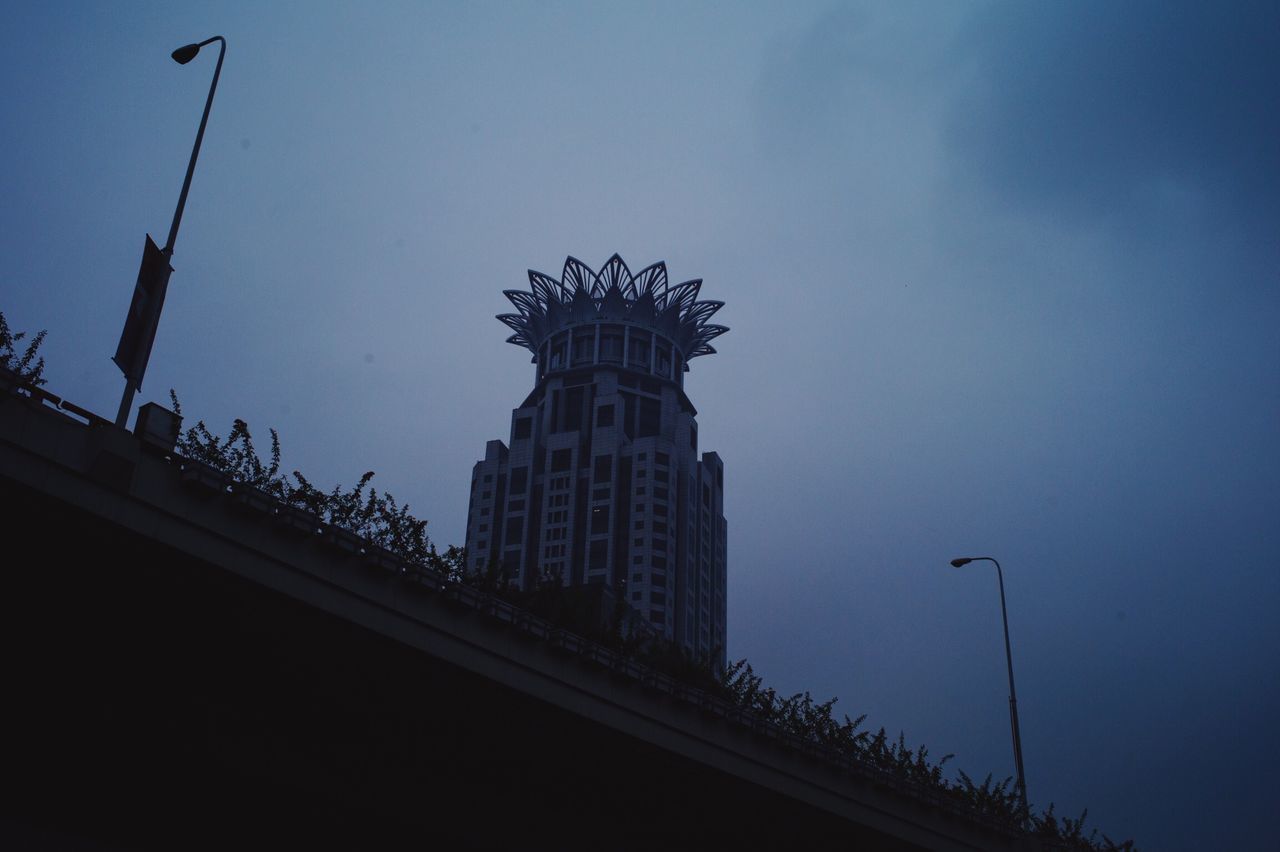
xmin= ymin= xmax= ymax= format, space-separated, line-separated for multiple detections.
xmin=497 ymin=254 xmax=727 ymax=379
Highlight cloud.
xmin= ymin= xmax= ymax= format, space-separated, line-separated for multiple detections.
xmin=945 ymin=0 xmax=1280 ymax=243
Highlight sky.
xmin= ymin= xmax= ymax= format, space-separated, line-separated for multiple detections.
xmin=3 ymin=2 xmax=1277 ymax=847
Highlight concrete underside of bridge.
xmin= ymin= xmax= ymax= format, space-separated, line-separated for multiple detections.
xmin=0 ymin=392 xmax=1027 ymax=851
xmin=2 ymin=483 xmax=918 ymax=850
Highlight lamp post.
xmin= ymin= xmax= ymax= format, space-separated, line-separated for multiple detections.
xmin=114 ymin=36 xmax=227 ymax=428
xmin=950 ymin=555 xmax=1029 ymax=824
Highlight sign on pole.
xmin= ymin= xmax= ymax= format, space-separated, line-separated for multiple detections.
xmin=113 ymin=234 xmax=173 ymax=393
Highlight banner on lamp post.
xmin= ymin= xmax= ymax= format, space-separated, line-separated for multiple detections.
xmin=112 ymin=234 xmax=173 ymax=393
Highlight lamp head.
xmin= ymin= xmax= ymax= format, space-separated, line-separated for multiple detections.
xmin=171 ymin=43 xmax=201 ymax=64
xmin=950 ymin=557 xmax=973 ymax=568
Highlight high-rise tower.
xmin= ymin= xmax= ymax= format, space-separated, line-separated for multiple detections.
xmin=464 ymin=255 xmax=729 ymax=664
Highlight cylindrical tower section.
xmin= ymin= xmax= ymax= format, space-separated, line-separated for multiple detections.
xmin=537 ymin=324 xmax=684 ymax=385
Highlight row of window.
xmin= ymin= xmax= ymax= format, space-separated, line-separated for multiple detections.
xmin=542 ymin=327 xmax=677 ymax=377
xmin=635 ymin=520 xmax=669 ymax=533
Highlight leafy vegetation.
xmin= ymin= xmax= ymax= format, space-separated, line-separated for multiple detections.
xmin=716 ymin=660 xmax=1133 ymax=848
xmin=169 ymin=390 xmax=459 ymax=572
xmin=0 ymin=311 xmax=47 ymax=387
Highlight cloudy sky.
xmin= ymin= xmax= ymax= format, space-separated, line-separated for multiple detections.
xmin=3 ymin=2 xmax=1277 ymax=847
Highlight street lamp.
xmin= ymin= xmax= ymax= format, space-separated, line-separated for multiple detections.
xmin=950 ymin=555 xmax=1029 ymax=824
xmin=114 ymin=36 xmax=227 ymax=427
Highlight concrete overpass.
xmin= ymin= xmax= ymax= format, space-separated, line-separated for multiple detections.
xmin=0 ymin=383 xmax=1034 ymax=850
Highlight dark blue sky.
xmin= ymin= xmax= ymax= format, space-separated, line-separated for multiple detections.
xmin=3 ymin=3 xmax=1277 ymax=847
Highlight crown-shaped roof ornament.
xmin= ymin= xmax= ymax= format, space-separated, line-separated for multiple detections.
xmin=497 ymin=255 xmax=728 ymax=369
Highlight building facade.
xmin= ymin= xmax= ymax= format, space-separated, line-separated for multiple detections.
xmin=464 ymin=255 xmax=728 ymax=663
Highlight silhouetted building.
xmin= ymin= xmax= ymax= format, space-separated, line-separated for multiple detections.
xmin=465 ymin=255 xmax=729 ymax=663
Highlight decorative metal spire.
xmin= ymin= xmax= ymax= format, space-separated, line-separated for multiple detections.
xmin=496 ymin=254 xmax=728 ymax=366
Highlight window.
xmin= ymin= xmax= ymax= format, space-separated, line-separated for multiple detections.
xmin=478 ymin=524 xmax=488 ymax=533
xmin=655 ymin=452 xmax=669 ymax=466
xmin=635 ymin=486 xmax=646 ymax=496
xmin=589 ymin=539 xmax=608 ymax=570
xmin=510 ymin=466 xmax=528 ymax=492
xmin=514 ymin=417 xmax=532 ymax=440
xmin=599 ymin=326 xmax=623 ymax=363
xmin=564 ymin=386 xmax=585 ymax=432
xmin=596 ymin=404 xmax=614 ymax=427
xmin=638 ymin=398 xmax=660 ymax=437
xmin=505 ymin=518 xmax=522 ymax=544
xmin=591 ymin=507 xmax=609 ymax=535
xmin=594 ymin=455 xmax=612 ymax=483
xmin=628 ymin=332 xmax=650 ymax=368
xmin=572 ymin=331 xmax=594 ymax=365
xmin=592 ymin=488 xmax=610 ymax=500
xmin=650 ymin=611 xmax=665 ymax=624
xmin=635 ymin=519 xmax=645 ymax=530
xmin=484 ymin=474 xmax=493 ymax=483
xmin=622 ymin=392 xmax=636 ymax=439
xmin=508 ymin=499 xmax=525 ymax=511
xmin=551 ymin=449 xmax=571 ymax=472
xmin=654 ymin=487 xmax=668 ymax=500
